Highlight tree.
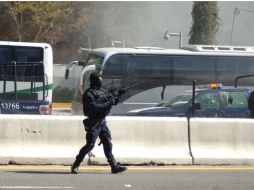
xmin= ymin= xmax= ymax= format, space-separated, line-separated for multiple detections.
xmin=0 ymin=2 xmax=91 ymax=64
xmin=188 ymin=1 xmax=220 ymax=45
xmin=0 ymin=2 xmax=73 ymax=43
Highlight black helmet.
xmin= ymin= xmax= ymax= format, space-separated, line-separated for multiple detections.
xmin=90 ymin=72 xmax=102 ymax=88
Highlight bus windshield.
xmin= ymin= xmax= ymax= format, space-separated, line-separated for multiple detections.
xmin=86 ymin=54 xmax=104 ymax=72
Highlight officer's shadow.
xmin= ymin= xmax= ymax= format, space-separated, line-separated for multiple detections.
xmin=8 ymin=171 xmax=108 ymax=175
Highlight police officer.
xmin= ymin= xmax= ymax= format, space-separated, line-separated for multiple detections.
xmin=248 ymin=90 xmax=254 ymax=118
xmin=71 ymin=72 xmax=127 ymax=174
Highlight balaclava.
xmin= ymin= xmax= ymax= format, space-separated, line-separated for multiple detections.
xmin=90 ymin=72 xmax=102 ymax=88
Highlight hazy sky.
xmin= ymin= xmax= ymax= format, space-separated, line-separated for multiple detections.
xmin=218 ymin=1 xmax=254 ymax=46
xmin=94 ymin=1 xmax=254 ymax=48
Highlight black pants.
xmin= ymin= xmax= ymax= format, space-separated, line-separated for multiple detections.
xmin=75 ymin=120 xmax=114 ymax=164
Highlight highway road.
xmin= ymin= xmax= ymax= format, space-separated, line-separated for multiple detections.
xmin=1 ymin=165 xmax=254 ymax=190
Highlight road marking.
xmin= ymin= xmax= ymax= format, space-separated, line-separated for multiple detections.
xmin=123 ymin=102 xmax=157 ymax=105
xmin=2 ymin=165 xmax=254 ymax=171
xmin=124 ymin=184 xmax=132 ymax=188
xmin=0 ymin=186 xmax=73 ymax=189
xmin=128 ymin=167 xmax=254 ymax=171
xmin=52 ymin=103 xmax=71 ymax=109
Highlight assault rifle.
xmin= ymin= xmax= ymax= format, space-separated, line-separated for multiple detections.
xmin=97 ymin=86 xmax=130 ymax=146
xmin=107 ymin=87 xmax=130 ymax=106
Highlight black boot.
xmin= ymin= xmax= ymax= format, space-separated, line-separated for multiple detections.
xmin=109 ymin=159 xmax=127 ymax=174
xmin=71 ymin=160 xmax=80 ymax=174
xmin=111 ymin=164 xmax=127 ymax=174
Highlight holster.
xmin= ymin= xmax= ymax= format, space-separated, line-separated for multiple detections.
xmin=83 ymin=118 xmax=91 ymax=131
xmin=83 ymin=118 xmax=101 ymax=131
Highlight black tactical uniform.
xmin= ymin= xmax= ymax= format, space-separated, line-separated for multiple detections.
xmin=248 ymin=90 xmax=254 ymax=118
xmin=71 ymin=72 xmax=127 ymax=174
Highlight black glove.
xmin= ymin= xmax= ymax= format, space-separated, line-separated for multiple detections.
xmin=107 ymin=96 xmax=119 ymax=106
xmin=118 ymin=87 xmax=129 ymax=96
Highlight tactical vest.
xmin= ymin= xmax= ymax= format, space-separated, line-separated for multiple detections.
xmin=83 ymin=88 xmax=108 ymax=116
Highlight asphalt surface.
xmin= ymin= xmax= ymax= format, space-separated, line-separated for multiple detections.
xmin=1 ymin=165 xmax=254 ymax=190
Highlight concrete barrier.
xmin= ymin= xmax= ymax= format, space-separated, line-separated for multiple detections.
xmin=91 ymin=116 xmax=191 ymax=165
xmin=0 ymin=115 xmax=191 ymax=165
xmin=190 ymin=118 xmax=254 ymax=165
xmin=0 ymin=115 xmax=85 ymax=165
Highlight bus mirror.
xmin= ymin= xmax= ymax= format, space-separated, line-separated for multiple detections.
xmin=65 ymin=60 xmax=80 ymax=79
xmin=65 ymin=69 xmax=69 ymax=79
xmin=78 ymin=61 xmax=85 ymax=66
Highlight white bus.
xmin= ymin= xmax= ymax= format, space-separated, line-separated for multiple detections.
xmin=66 ymin=45 xmax=254 ymax=115
xmin=0 ymin=41 xmax=53 ymax=114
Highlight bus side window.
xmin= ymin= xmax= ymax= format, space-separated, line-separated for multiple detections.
xmin=103 ymin=55 xmax=122 ymax=77
xmin=126 ymin=55 xmax=151 ymax=79
xmin=102 ymin=78 xmax=122 ymax=90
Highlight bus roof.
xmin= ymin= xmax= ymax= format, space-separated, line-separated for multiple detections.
xmin=91 ymin=45 xmax=254 ymax=57
xmin=0 ymin=41 xmax=51 ymax=48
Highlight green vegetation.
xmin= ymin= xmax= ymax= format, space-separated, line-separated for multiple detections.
xmin=0 ymin=2 xmax=221 ymax=63
xmin=0 ymin=2 xmax=74 ymax=43
xmin=189 ymin=1 xmax=220 ymax=45
xmin=0 ymin=2 xmax=90 ymax=64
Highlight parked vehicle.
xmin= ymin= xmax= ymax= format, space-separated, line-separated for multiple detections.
xmin=65 ymin=45 xmax=254 ymax=115
xmin=123 ymin=83 xmax=252 ymax=118
xmin=0 ymin=41 xmax=53 ymax=114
